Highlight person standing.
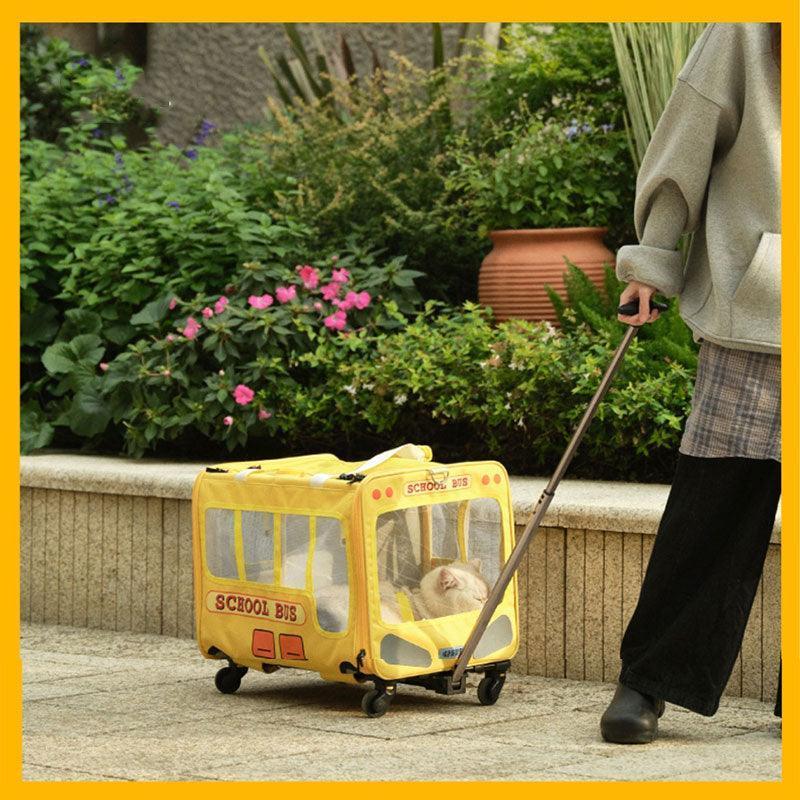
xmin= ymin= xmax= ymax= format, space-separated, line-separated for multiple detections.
xmin=600 ymin=22 xmax=782 ymax=744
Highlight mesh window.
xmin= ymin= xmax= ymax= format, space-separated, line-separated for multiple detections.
xmin=281 ymin=514 xmax=310 ymax=589
xmin=313 ymin=517 xmax=350 ymax=632
xmin=375 ymin=499 xmax=503 ymax=624
xmin=465 ymin=498 xmax=503 ymax=587
xmin=242 ymin=511 xmax=274 ymax=583
xmin=204 ymin=508 xmax=237 ymax=579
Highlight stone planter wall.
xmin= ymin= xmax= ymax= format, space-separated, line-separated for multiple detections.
xmin=20 ymin=454 xmax=781 ymax=702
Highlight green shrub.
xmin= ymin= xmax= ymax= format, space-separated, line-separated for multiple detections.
xmin=461 ymin=23 xmax=625 ymax=137
xmin=249 ymin=55 xmax=487 ymax=304
xmin=327 ymin=303 xmax=693 ymax=481
xmin=441 ymin=110 xmax=635 ymax=242
xmin=20 ymin=23 xmax=155 ymax=149
xmin=32 ymin=292 xmax=694 ymax=481
xmin=547 ymin=260 xmax=699 ymax=371
xmin=28 ymin=246 xmax=423 ymax=455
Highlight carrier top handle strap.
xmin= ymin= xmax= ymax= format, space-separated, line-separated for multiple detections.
xmin=451 ymin=324 xmax=640 ymax=685
xmin=309 ymin=444 xmax=428 ymax=486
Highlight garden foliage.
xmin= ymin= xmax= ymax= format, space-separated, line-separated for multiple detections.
xmin=21 ymin=25 xmax=697 ymax=481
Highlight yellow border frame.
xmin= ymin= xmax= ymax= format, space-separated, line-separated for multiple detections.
xmin=6 ymin=1 xmax=797 ymax=795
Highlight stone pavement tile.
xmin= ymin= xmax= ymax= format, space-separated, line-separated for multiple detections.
xmin=22 ymin=623 xmax=200 ymax=661
xmin=23 ymin=716 xmax=358 ymax=781
xmin=23 ymin=762 xmax=133 ymax=781
xmin=28 ymin=672 xmax=320 ymax=729
xmin=24 ymin=701 xmax=148 ymax=737
xmin=443 ymin=709 xmax=629 ymax=756
xmin=233 ymin=679 xmax=556 ymax=742
xmin=194 ymin=732 xmax=590 ymax=781
xmin=23 ymin=660 xmax=221 ymax=704
xmin=554 ymin=729 xmax=781 ymax=781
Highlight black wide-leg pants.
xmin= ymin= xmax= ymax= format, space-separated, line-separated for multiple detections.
xmin=618 ymin=453 xmax=781 ymax=716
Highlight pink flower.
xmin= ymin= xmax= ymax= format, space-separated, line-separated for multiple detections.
xmin=313 ymin=301 xmax=323 ymax=311
xmin=169 ymin=297 xmax=178 ymax=310
xmin=275 ymin=285 xmax=297 ymax=304
xmin=99 ymin=362 xmax=109 ymax=372
xmin=166 ymin=334 xmax=175 ymax=343
xmin=233 ymin=384 xmax=255 ymax=406
xmin=321 ymin=282 xmax=340 ymax=301
xmin=331 ymin=267 xmax=350 ymax=283
xmin=331 ymin=254 xmax=339 ymax=262
xmin=183 ymin=317 xmax=201 ymax=339
xmin=323 ymin=310 xmax=347 ymax=331
xmin=340 ymin=291 xmax=358 ymax=311
xmin=258 ymin=408 xmax=272 ymax=420
xmin=223 ymin=416 xmax=233 ymax=427
xmin=248 ymin=293 xmax=274 ymax=309
xmin=354 ymin=290 xmax=371 ymax=310
xmin=214 ymin=296 xmax=228 ymax=315
xmin=202 ymin=306 xmax=214 ymax=319
xmin=296 ymin=264 xmax=320 ymax=289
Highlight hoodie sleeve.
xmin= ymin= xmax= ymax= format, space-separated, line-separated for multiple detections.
xmin=615 ymin=75 xmax=739 ymax=297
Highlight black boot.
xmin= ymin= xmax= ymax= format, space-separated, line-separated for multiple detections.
xmin=600 ymin=682 xmax=665 ymax=744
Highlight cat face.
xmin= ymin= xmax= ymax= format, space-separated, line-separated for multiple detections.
xmin=418 ymin=559 xmax=490 ymax=618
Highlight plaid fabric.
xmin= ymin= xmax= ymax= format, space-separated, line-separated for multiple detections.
xmin=680 ymin=341 xmax=781 ymax=461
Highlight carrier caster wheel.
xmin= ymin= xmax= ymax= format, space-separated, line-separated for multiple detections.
xmin=477 ymin=673 xmax=506 ymax=706
xmin=361 ymin=689 xmax=392 ymax=718
xmin=215 ymin=665 xmax=248 ymax=694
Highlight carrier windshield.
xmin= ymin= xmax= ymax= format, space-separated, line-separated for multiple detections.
xmin=374 ymin=498 xmax=503 ymax=624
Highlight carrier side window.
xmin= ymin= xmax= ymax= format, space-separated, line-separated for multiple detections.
xmin=280 ymin=514 xmax=310 ymax=589
xmin=313 ymin=517 xmax=349 ymax=632
xmin=241 ymin=511 xmax=274 ymax=583
xmin=204 ymin=508 xmax=237 ymax=579
xmin=465 ymin=497 xmax=503 ymax=587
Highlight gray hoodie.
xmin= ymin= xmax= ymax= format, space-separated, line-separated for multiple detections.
xmin=615 ymin=23 xmax=781 ymax=354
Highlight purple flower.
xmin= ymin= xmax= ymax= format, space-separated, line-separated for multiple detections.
xmin=565 ymin=125 xmax=579 ymax=140
xmin=184 ymin=148 xmax=199 ymax=161
xmin=73 ymin=58 xmax=90 ymax=67
xmin=192 ymin=118 xmax=217 ymax=146
xmin=104 ymin=194 xmax=116 ymax=205
xmin=91 ymin=128 xmax=104 ymax=138
xmin=166 ymin=201 xmax=180 ymax=209
xmin=114 ymin=67 xmax=125 ymax=83
xmin=581 ymin=122 xmax=592 ymax=133
xmin=114 ymin=151 xmax=125 ymax=168
xmin=600 ymin=122 xmax=615 ymax=133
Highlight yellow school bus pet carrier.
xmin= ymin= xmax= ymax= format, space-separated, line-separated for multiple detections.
xmin=192 ymin=443 xmax=518 ymax=717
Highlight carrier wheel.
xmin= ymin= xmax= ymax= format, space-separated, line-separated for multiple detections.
xmin=215 ymin=665 xmax=247 ymax=694
xmin=361 ymin=689 xmax=392 ymax=718
xmin=477 ymin=673 xmax=506 ymax=706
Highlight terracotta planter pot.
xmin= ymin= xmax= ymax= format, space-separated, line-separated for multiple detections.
xmin=478 ymin=227 xmax=615 ymax=323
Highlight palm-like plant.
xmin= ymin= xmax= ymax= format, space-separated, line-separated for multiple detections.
xmin=260 ymin=23 xmax=504 ymax=121
xmin=608 ymin=23 xmax=705 ymax=171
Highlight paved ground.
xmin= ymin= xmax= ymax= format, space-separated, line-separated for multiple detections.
xmin=22 ymin=623 xmax=781 ymax=782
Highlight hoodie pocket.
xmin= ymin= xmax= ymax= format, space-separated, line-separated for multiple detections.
xmin=730 ymin=232 xmax=781 ymax=345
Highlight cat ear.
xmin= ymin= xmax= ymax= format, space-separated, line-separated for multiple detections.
xmin=468 ymin=558 xmax=482 ymax=573
xmin=439 ymin=568 xmax=460 ymax=590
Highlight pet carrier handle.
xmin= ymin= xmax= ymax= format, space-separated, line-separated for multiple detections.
xmin=309 ymin=443 xmax=429 ymax=486
xmin=451 ymin=323 xmax=640 ymax=685
xmin=617 ymin=298 xmax=668 ymax=317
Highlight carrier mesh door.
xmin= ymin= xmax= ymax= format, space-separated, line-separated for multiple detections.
xmin=374 ymin=498 xmax=503 ymax=624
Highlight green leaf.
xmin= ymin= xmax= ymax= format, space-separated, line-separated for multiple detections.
xmin=20 ymin=402 xmax=54 ymax=453
xmin=130 ymin=293 xmax=173 ymax=326
xmin=68 ymin=382 xmax=111 ymax=437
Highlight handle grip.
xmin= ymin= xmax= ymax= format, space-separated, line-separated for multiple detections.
xmin=617 ymin=298 xmax=669 ymax=317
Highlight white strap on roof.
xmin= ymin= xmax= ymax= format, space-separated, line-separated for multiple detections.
xmin=234 ymin=467 xmax=260 ymax=481
xmin=308 ymin=444 xmax=422 ymax=487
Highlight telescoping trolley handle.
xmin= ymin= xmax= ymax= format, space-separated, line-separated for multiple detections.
xmin=451 ymin=297 xmax=668 ymax=686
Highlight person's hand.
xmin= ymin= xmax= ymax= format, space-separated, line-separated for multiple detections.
xmin=618 ymin=281 xmax=661 ymax=326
